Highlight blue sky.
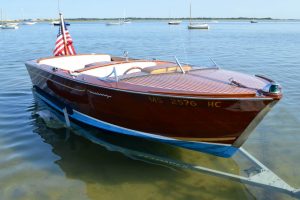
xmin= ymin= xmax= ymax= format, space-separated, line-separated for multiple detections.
xmin=1 ymin=0 xmax=300 ymax=20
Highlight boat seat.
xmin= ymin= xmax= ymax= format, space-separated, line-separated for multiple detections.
xmin=142 ymin=64 xmax=192 ymax=74
xmin=85 ymin=62 xmax=112 ymax=68
xmin=38 ymin=54 xmax=112 ymax=71
xmin=80 ymin=61 xmax=157 ymax=77
xmin=75 ymin=61 xmax=122 ymax=73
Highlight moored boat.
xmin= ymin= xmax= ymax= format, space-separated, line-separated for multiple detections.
xmin=6 ymin=22 xmax=19 ymax=26
xmin=22 ymin=21 xmax=37 ymax=25
xmin=0 ymin=9 xmax=19 ymax=29
xmin=25 ymin=14 xmax=282 ymax=158
xmin=1 ymin=23 xmax=19 ymax=29
xmin=106 ymin=20 xmax=123 ymax=26
xmin=26 ymin=54 xmax=282 ymax=157
xmin=168 ymin=20 xmax=182 ymax=25
xmin=123 ymin=19 xmax=131 ymax=24
xmin=188 ymin=2 xmax=209 ymax=30
xmin=188 ymin=23 xmax=209 ymax=29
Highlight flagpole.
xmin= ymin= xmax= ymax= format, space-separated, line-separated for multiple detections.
xmin=59 ymin=13 xmax=69 ymax=55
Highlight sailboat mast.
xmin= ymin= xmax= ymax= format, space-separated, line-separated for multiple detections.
xmin=21 ymin=8 xmax=24 ymax=21
xmin=189 ymin=2 xmax=192 ymax=25
xmin=1 ymin=8 xmax=3 ymax=26
xmin=123 ymin=9 xmax=126 ymax=21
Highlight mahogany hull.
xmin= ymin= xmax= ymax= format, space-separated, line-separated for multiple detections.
xmin=26 ymin=62 xmax=277 ymax=157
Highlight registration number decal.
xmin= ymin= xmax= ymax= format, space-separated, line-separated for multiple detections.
xmin=148 ymin=96 xmax=222 ymax=108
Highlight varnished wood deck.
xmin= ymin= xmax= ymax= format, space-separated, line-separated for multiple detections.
xmin=121 ymin=68 xmax=269 ymax=97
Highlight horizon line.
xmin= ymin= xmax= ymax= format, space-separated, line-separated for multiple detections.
xmin=5 ymin=17 xmax=300 ymax=22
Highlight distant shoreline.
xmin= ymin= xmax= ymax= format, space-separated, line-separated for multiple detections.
xmin=3 ymin=17 xmax=300 ymax=23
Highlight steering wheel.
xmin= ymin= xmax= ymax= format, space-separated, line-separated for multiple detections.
xmin=123 ymin=67 xmax=143 ymax=75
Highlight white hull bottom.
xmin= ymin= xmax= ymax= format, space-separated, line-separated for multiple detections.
xmin=22 ymin=22 xmax=37 ymax=25
xmin=106 ymin=22 xmax=122 ymax=26
xmin=188 ymin=23 xmax=209 ymax=29
xmin=168 ymin=21 xmax=182 ymax=25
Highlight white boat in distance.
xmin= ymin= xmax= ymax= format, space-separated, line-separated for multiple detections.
xmin=188 ymin=23 xmax=209 ymax=29
xmin=106 ymin=18 xmax=132 ymax=25
xmin=188 ymin=2 xmax=209 ymax=30
xmin=50 ymin=21 xmax=59 ymax=25
xmin=6 ymin=22 xmax=19 ymax=26
xmin=123 ymin=19 xmax=131 ymax=24
xmin=106 ymin=10 xmax=132 ymax=26
xmin=1 ymin=9 xmax=19 ymax=29
xmin=106 ymin=21 xmax=122 ymax=26
xmin=122 ymin=9 xmax=132 ymax=24
xmin=106 ymin=18 xmax=124 ymax=26
xmin=22 ymin=21 xmax=37 ymax=25
xmin=168 ymin=20 xmax=182 ymax=25
xmin=1 ymin=23 xmax=19 ymax=29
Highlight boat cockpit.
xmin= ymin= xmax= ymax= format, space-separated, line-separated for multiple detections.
xmin=38 ymin=54 xmax=193 ymax=81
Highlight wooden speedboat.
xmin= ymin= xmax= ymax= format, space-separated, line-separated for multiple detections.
xmin=25 ymin=54 xmax=282 ymax=158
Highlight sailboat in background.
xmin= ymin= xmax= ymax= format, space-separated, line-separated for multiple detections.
xmin=187 ymin=2 xmax=209 ymax=29
xmin=123 ymin=19 xmax=131 ymax=24
xmin=20 ymin=9 xmax=37 ymax=25
xmin=168 ymin=9 xmax=181 ymax=25
xmin=123 ymin=10 xmax=131 ymax=24
xmin=23 ymin=21 xmax=37 ymax=25
xmin=0 ymin=9 xmax=19 ymax=29
xmin=22 ymin=19 xmax=37 ymax=25
xmin=1 ymin=24 xmax=19 ymax=29
xmin=0 ymin=8 xmax=2 ymax=28
xmin=250 ymin=18 xmax=258 ymax=23
xmin=168 ymin=20 xmax=182 ymax=25
xmin=106 ymin=19 xmax=123 ymax=26
xmin=106 ymin=9 xmax=131 ymax=25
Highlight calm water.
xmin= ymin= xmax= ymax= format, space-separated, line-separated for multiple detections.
xmin=0 ymin=21 xmax=300 ymax=200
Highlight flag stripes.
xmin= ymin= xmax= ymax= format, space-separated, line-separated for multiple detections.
xmin=53 ymin=23 xmax=76 ymax=56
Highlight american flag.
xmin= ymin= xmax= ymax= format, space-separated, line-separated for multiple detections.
xmin=53 ymin=22 xmax=76 ymax=56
